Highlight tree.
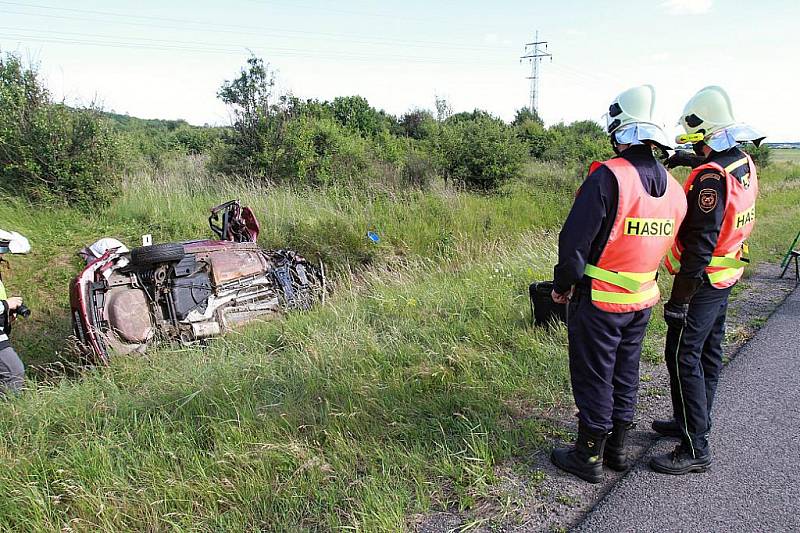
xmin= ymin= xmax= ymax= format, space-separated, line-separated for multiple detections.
xmin=434 ymin=95 xmax=452 ymax=122
xmin=516 ymin=118 xmax=549 ymax=158
xmin=744 ymin=143 xmax=771 ymax=167
xmin=438 ymin=114 xmax=527 ymax=190
xmin=512 ymin=106 xmax=543 ymax=127
xmin=216 ymin=56 xmax=288 ymax=178
xmin=330 ymin=96 xmax=390 ymax=137
xmin=218 ymin=56 xmax=277 ymax=129
xmin=399 ymin=109 xmax=437 ymax=140
xmin=0 ymin=52 xmax=121 ymax=207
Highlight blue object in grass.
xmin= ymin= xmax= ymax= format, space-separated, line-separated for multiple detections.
xmin=367 ymin=231 xmax=380 ymax=243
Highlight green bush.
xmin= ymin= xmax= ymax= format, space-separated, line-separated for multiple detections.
xmin=516 ymin=118 xmax=549 ymax=159
xmin=275 ymin=116 xmax=373 ymax=186
xmin=330 ymin=96 xmax=396 ymax=138
xmin=214 ymin=57 xmax=433 ymax=187
xmin=512 ymin=106 xmax=543 ymax=127
xmin=744 ymin=143 xmax=771 ymax=167
xmin=399 ymin=109 xmax=438 ymax=140
xmin=401 ymin=147 xmax=437 ymax=189
xmin=438 ymin=114 xmax=526 ymax=190
xmin=115 ymin=123 xmax=224 ymax=174
xmin=168 ymin=124 xmax=223 ymax=156
xmin=212 ymin=56 xmax=617 ymax=191
xmin=516 ymin=118 xmax=612 ymax=168
xmin=0 ymin=53 xmax=122 ymax=207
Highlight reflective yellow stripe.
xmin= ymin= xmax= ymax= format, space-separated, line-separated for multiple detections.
xmin=724 ymin=157 xmax=749 ymax=173
xmin=709 ymin=256 xmax=748 ymax=269
xmin=592 ymin=284 xmax=660 ymax=305
xmin=666 ymin=248 xmax=681 ymax=272
xmin=707 ymin=267 xmax=743 ymax=285
xmin=584 ymin=264 xmax=656 ymax=293
xmin=619 ymin=270 xmax=658 ymax=282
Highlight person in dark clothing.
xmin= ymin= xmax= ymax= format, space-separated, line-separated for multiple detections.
xmin=0 ymin=229 xmax=30 ymax=395
xmin=550 ymin=85 xmax=687 ymax=483
xmin=553 ymin=145 xmax=668 ymax=295
xmin=650 ymin=86 xmax=764 ymax=475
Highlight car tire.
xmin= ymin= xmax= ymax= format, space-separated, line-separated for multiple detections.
xmin=130 ymin=243 xmax=185 ymax=266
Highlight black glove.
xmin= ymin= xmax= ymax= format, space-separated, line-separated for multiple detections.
xmin=664 ymin=150 xmax=705 ymax=169
xmin=664 ymin=300 xmax=688 ymax=330
xmin=669 ymin=276 xmax=702 ymax=305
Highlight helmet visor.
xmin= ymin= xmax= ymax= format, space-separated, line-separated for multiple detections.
xmin=614 ymin=122 xmax=673 ymax=150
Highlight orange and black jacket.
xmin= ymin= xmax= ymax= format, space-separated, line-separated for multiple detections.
xmin=673 ymin=146 xmax=749 ymax=281
xmin=553 ymin=145 xmax=669 ymax=294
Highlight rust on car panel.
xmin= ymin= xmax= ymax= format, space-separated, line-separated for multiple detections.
xmin=185 ymin=242 xmax=260 ymax=254
xmin=106 ymin=287 xmax=154 ymax=343
xmin=208 ymin=250 xmax=268 ymax=285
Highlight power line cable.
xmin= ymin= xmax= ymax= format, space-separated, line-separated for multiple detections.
xmin=0 ymin=31 xmax=516 ymax=66
xmin=2 ymin=26 xmax=500 ymax=57
xmin=0 ymin=20 xmax=510 ymax=55
xmin=240 ymin=0 xmax=495 ymax=30
xmin=0 ymin=1 xmax=508 ymax=51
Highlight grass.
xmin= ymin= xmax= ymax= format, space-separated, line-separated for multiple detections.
xmin=769 ymin=147 xmax=800 ymax=164
xmin=0 ymin=157 xmax=797 ymax=530
xmin=1 ymin=241 xmax=571 ymax=530
xmin=746 ymin=162 xmax=800 ymax=262
xmin=3 ymin=157 xmax=574 ymax=369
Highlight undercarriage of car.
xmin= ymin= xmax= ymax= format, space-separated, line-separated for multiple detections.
xmin=70 ymin=201 xmax=325 ymax=363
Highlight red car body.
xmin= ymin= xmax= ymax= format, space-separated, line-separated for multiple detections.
xmin=70 ymin=201 xmax=324 ymax=364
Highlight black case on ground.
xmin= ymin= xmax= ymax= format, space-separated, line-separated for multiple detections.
xmin=529 ymin=281 xmax=567 ymax=326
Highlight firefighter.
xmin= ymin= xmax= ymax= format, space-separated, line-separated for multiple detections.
xmin=0 ymin=229 xmax=30 ymax=394
xmin=650 ymin=86 xmax=764 ymax=474
xmin=550 ymin=85 xmax=687 ymax=483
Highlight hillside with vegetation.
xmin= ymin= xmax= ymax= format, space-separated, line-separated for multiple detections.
xmin=1 ymin=52 xmax=798 ymax=530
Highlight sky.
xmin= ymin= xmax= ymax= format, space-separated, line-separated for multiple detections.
xmin=1 ymin=0 xmax=798 ymax=141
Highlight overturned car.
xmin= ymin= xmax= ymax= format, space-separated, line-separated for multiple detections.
xmin=70 ymin=200 xmax=325 ymax=363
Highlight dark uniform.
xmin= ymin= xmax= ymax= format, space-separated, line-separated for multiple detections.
xmin=663 ymin=146 xmax=750 ymax=455
xmin=554 ymin=145 xmax=668 ymax=434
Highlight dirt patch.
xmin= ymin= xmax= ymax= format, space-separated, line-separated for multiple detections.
xmin=411 ymin=263 xmax=797 ymax=532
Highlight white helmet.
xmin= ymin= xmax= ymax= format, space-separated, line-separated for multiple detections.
xmin=605 ymin=85 xmax=672 ymax=150
xmin=0 ymin=229 xmax=31 ymax=254
xmin=678 ymin=86 xmax=736 ymax=138
xmin=677 ymin=86 xmax=765 ymax=149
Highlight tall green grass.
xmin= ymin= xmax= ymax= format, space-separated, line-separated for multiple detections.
xmin=2 ymin=158 xmax=576 ymax=368
xmin=0 ymin=158 xmax=797 ymax=530
xmin=746 ymin=161 xmax=800 ymax=262
xmin=111 ymin=158 xmax=573 ymax=272
xmin=0 ymin=238 xmax=572 ymax=531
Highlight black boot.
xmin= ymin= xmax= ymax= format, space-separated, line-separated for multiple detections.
xmin=604 ymin=421 xmax=635 ymax=471
xmin=551 ymin=423 xmax=608 ymax=484
xmin=651 ymin=418 xmax=683 ymax=438
xmin=649 ymin=443 xmax=711 ymax=475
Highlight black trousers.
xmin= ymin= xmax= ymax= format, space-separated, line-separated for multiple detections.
xmin=568 ymin=294 xmax=652 ymax=434
xmin=664 ymin=281 xmax=732 ymax=456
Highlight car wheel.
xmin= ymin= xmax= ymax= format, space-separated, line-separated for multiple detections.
xmin=130 ymin=243 xmax=185 ymax=266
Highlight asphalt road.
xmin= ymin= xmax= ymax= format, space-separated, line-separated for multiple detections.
xmin=575 ymin=284 xmax=800 ymax=532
